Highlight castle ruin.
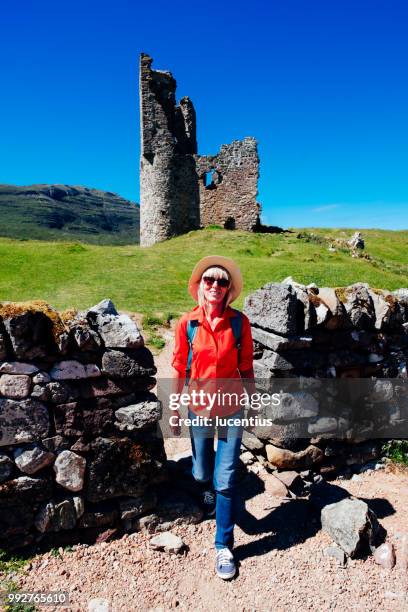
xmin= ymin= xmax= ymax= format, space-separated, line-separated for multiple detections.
xmin=139 ymin=54 xmax=261 ymax=246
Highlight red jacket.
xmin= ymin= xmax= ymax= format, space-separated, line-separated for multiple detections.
xmin=172 ymin=305 xmax=254 ymax=416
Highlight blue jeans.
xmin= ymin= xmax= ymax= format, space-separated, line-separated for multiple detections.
xmin=188 ymin=409 xmax=243 ymax=550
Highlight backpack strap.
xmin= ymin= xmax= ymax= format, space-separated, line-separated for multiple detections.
xmin=230 ymin=308 xmax=243 ymax=355
xmin=186 ymin=319 xmax=199 ymax=378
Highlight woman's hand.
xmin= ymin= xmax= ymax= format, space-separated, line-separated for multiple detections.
xmin=170 ymin=409 xmax=182 ymax=437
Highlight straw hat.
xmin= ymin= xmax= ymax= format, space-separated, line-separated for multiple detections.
xmin=188 ymin=256 xmax=243 ymax=304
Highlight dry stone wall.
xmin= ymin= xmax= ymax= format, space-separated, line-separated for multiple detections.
xmin=0 ymin=299 xmax=168 ymax=551
xmin=243 ymin=281 xmax=408 ymax=476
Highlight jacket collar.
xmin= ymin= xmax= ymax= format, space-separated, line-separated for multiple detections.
xmin=187 ymin=304 xmax=238 ymax=323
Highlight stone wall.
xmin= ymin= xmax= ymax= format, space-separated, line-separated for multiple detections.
xmin=139 ymin=54 xmax=261 ymax=246
xmin=195 ymin=138 xmax=260 ymax=231
xmin=242 ymin=281 xmax=408 ymax=476
xmin=0 ymin=299 xmax=168 ymax=551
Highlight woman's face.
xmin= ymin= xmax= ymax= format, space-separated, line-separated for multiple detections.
xmin=201 ymin=271 xmax=230 ymax=306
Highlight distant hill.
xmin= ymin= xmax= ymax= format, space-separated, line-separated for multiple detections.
xmin=0 ymin=184 xmax=140 ymax=245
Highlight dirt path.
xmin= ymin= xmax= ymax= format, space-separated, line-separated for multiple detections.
xmin=9 ymin=326 xmax=408 ymax=611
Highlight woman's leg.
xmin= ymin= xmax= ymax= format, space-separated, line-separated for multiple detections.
xmin=213 ymin=413 xmax=243 ymax=550
xmin=188 ymin=409 xmax=215 ymax=486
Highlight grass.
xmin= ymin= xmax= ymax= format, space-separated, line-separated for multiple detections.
xmin=382 ymin=440 xmax=408 ymax=466
xmin=0 ymin=227 xmax=406 ymax=316
xmin=0 ymin=550 xmax=37 ymax=612
xmin=141 ymin=312 xmax=177 ymax=352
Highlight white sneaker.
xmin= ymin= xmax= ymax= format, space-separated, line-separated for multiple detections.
xmin=215 ymin=547 xmax=236 ymax=580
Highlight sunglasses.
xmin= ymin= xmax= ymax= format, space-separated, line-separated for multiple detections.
xmin=202 ymin=276 xmax=230 ymax=288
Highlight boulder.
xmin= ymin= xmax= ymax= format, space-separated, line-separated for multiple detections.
xmin=50 ymin=360 xmax=100 ymax=380
xmin=2 ymin=310 xmax=56 ymax=359
xmin=251 ymin=327 xmax=312 ymax=351
xmin=114 ymin=397 xmax=161 ymax=431
xmin=101 ymin=348 xmax=156 ymax=379
xmin=85 ymin=436 xmax=165 ymax=503
xmin=266 ymin=391 xmax=319 ymax=422
xmin=53 ymin=450 xmax=86 ymax=492
xmin=0 ymin=476 xmax=52 ymax=504
xmin=263 ymin=473 xmax=289 ymax=498
xmin=0 ymin=362 xmax=39 ymax=375
xmin=13 ymin=444 xmax=54 ymax=474
xmin=149 ymin=531 xmax=185 ymax=554
xmin=34 ymin=498 xmax=78 ymax=532
xmin=244 ymin=284 xmax=298 ymax=335
xmin=78 ymin=377 xmax=156 ymax=399
xmin=265 ymin=443 xmax=323 ymax=469
xmin=321 ymin=497 xmax=380 ymax=557
xmin=0 ymin=398 xmax=49 ymax=446
xmin=336 ymin=284 xmax=376 ymax=329
xmin=0 ymin=374 xmax=31 ymax=399
xmin=87 ymin=300 xmax=143 ymax=349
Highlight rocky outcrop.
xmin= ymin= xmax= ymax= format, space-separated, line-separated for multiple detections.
xmin=0 ymin=299 xmax=165 ymax=550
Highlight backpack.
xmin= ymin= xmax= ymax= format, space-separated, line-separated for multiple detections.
xmin=185 ymin=308 xmax=243 ymax=379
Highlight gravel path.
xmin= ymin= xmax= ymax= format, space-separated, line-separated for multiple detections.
xmin=8 ymin=323 xmax=408 ymax=611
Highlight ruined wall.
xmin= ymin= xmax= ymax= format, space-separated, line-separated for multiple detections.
xmin=0 ymin=299 xmax=168 ymax=550
xmin=242 ymin=282 xmax=408 ymax=476
xmin=139 ymin=54 xmax=200 ymax=247
xmin=139 ymin=54 xmax=261 ymax=245
xmin=195 ymin=137 xmax=260 ymax=230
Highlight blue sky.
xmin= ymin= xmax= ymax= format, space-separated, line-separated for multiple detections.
xmin=1 ymin=0 xmax=407 ymax=229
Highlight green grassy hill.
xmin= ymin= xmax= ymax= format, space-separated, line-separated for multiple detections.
xmin=0 ymin=227 xmax=406 ymax=315
xmin=0 ymin=184 xmax=139 ymax=245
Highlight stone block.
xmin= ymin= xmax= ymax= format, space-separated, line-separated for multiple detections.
xmin=101 ymin=348 xmax=156 ymax=378
xmin=13 ymin=444 xmax=54 ymax=474
xmin=2 ymin=310 xmax=56 ymax=359
xmin=0 ymin=374 xmax=31 ymax=399
xmin=265 ymin=443 xmax=323 ymax=469
xmin=244 ymin=284 xmax=298 ymax=335
xmin=54 ymin=450 xmax=86 ymax=492
xmin=0 ymin=362 xmax=39 ymax=375
xmin=114 ymin=396 xmax=161 ymax=431
xmin=85 ymin=436 xmax=165 ymax=503
xmin=251 ymin=327 xmax=312 ymax=351
xmin=321 ymin=497 xmax=380 ymax=557
xmin=0 ymin=398 xmax=49 ymax=446
xmin=50 ymin=360 xmax=100 ymax=380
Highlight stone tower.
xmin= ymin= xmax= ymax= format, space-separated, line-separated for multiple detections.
xmin=139 ymin=54 xmax=200 ymax=247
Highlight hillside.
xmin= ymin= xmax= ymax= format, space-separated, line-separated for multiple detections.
xmin=0 ymin=227 xmax=406 ymax=314
xmin=0 ymin=184 xmax=139 ymax=245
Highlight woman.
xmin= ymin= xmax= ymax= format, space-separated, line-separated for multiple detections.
xmin=171 ymin=255 xmax=256 ymax=580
